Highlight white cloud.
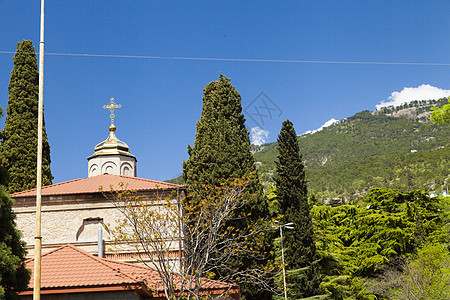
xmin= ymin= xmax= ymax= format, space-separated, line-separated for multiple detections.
xmin=376 ymin=84 xmax=450 ymax=110
xmin=302 ymin=118 xmax=339 ymax=135
xmin=250 ymin=126 xmax=269 ymax=146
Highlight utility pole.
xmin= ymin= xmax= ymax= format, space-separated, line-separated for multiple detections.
xmin=34 ymin=0 xmax=45 ymax=299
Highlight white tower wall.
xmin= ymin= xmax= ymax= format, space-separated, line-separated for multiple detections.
xmin=88 ymin=155 xmax=136 ymax=177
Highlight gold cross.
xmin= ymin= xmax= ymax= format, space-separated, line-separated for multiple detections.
xmin=103 ymin=98 xmax=122 ymax=125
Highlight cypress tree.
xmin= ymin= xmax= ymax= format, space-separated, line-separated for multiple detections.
xmin=274 ymin=120 xmax=321 ymax=298
xmin=0 ymin=40 xmax=53 ymax=193
xmin=183 ymin=75 xmax=271 ymax=300
xmin=183 ymin=74 xmax=256 ymax=187
xmin=0 ymin=107 xmax=30 ymax=298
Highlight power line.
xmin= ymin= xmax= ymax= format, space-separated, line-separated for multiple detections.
xmin=1 ymin=50 xmax=450 ymax=66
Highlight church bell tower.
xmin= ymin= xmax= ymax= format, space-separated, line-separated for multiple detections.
xmin=87 ymin=98 xmax=137 ymax=177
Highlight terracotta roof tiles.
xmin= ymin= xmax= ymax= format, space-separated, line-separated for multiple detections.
xmin=25 ymin=244 xmax=158 ymax=289
xmin=11 ymin=174 xmax=184 ymax=198
xmin=21 ymin=244 xmax=237 ymax=297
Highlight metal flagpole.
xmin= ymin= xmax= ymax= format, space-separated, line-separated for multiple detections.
xmin=34 ymin=0 xmax=45 ymax=298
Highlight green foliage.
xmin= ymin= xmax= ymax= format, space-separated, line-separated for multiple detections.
xmin=430 ymin=96 xmax=450 ymax=124
xmin=183 ymin=74 xmax=256 ymax=188
xmin=274 ymin=120 xmax=321 ymax=298
xmin=0 ymin=98 xmax=31 ymax=299
xmin=0 ymin=174 xmax=30 ymax=298
xmin=182 ymin=75 xmax=272 ymax=300
xmin=311 ymin=188 xmax=447 ymax=299
xmin=172 ymin=99 xmax=449 ymax=203
xmin=391 ymin=243 xmax=450 ymax=299
xmin=253 ymin=99 xmax=449 ymax=202
xmin=0 ymin=40 xmax=53 ymax=194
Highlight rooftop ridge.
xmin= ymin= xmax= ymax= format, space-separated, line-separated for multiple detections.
xmin=100 ymin=257 xmax=162 ymax=289
xmin=24 ymin=243 xmax=74 ymax=264
xmin=11 ymin=177 xmax=88 ymax=197
xmin=10 ymin=174 xmax=185 ymax=198
xmin=26 ymin=244 xmax=148 ymax=286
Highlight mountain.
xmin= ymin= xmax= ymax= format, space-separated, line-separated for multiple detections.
xmin=168 ymin=98 xmax=449 ymax=203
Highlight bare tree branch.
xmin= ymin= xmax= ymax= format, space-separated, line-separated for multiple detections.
xmin=103 ymin=176 xmax=278 ymax=300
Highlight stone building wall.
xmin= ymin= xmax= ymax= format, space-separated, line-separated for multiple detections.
xmin=13 ymin=190 xmax=182 ymax=263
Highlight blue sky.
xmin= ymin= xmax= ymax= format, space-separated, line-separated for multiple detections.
xmin=1 ymin=1 xmax=449 ymax=183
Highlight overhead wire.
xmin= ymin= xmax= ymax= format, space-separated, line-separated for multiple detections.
xmin=0 ymin=50 xmax=450 ymax=66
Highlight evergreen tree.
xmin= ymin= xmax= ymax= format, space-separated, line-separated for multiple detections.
xmin=0 ymin=186 xmax=30 ymax=299
xmin=311 ymin=188 xmax=447 ymax=299
xmin=413 ymin=207 xmax=426 ymax=248
xmin=183 ymin=74 xmax=256 ymax=187
xmin=183 ymin=75 xmax=272 ymax=300
xmin=274 ymin=120 xmax=321 ymax=298
xmin=0 ymin=40 xmax=53 ymax=193
xmin=0 ymin=107 xmax=30 ymax=299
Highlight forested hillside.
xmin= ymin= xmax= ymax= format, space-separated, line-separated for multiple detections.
xmin=169 ymin=98 xmax=449 ymax=203
xmin=253 ymin=98 xmax=449 ymax=203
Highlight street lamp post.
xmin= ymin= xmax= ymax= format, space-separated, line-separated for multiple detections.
xmin=273 ymin=221 xmax=294 ymax=300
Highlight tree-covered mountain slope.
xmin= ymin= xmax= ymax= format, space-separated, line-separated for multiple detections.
xmin=254 ymin=98 xmax=449 ymax=202
xmin=168 ymin=98 xmax=449 ymax=203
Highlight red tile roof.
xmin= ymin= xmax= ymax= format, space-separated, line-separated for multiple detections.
xmin=11 ymin=174 xmax=184 ymax=198
xmin=24 ymin=244 xmax=160 ymax=290
xmin=21 ymin=244 xmax=238 ymax=298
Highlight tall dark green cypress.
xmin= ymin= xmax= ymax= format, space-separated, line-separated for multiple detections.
xmin=183 ymin=74 xmax=256 ymax=187
xmin=274 ymin=120 xmax=321 ymax=298
xmin=0 ymin=40 xmax=53 ymax=193
xmin=183 ymin=75 xmax=271 ymax=300
xmin=0 ymin=107 xmax=30 ymax=298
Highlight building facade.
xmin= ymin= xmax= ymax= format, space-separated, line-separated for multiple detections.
xmin=12 ymin=115 xmax=184 ymax=263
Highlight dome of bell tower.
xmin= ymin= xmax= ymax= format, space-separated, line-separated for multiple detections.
xmin=87 ymin=98 xmax=137 ymax=177
xmin=93 ymin=124 xmax=131 ymax=155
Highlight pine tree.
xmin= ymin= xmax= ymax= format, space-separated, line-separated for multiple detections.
xmin=183 ymin=75 xmax=272 ymax=300
xmin=0 ymin=107 xmax=30 ymax=298
xmin=274 ymin=120 xmax=321 ymax=298
xmin=0 ymin=40 xmax=53 ymax=193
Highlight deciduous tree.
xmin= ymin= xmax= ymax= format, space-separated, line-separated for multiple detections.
xmin=105 ymin=177 xmax=273 ymax=300
xmin=391 ymin=243 xmax=450 ymax=300
xmin=430 ymin=97 xmax=450 ymax=124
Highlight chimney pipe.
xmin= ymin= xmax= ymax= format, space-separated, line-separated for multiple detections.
xmin=98 ymin=227 xmax=103 ymax=258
